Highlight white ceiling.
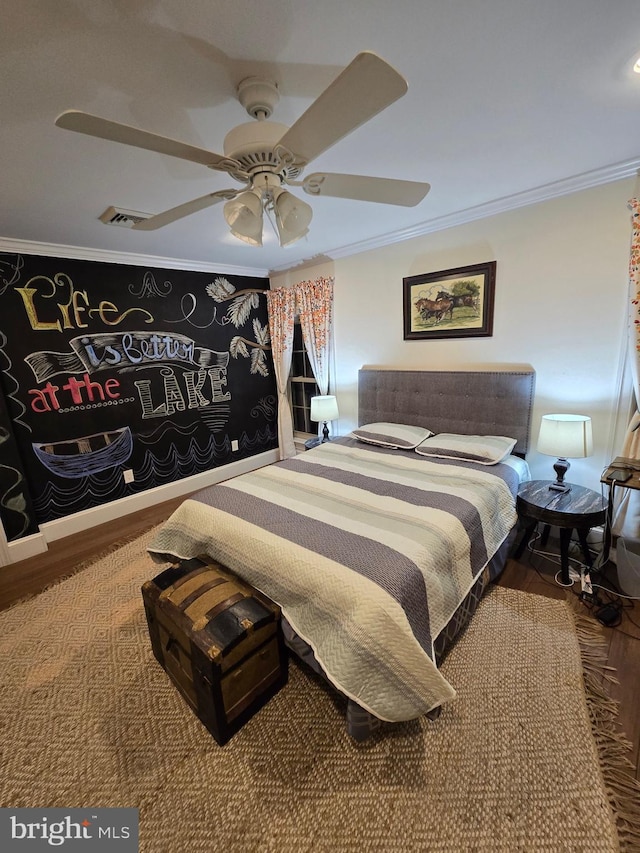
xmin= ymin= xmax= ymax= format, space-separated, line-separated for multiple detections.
xmin=3 ymin=0 xmax=640 ymax=276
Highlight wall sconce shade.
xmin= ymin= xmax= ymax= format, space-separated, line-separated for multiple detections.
xmin=537 ymin=413 xmax=593 ymax=492
xmin=310 ymin=395 xmax=339 ymax=442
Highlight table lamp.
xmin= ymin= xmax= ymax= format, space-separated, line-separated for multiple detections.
xmin=537 ymin=413 xmax=593 ymax=492
xmin=310 ymin=395 xmax=339 ymax=442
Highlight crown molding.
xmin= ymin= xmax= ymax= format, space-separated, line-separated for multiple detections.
xmin=0 ymin=236 xmax=270 ymax=279
xmin=327 ymin=158 xmax=640 ymax=261
xmin=4 ymin=157 xmax=639 ymax=277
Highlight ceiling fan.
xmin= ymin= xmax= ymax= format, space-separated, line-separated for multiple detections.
xmin=55 ymin=51 xmax=430 ymax=248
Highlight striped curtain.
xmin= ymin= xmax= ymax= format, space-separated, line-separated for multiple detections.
xmin=265 ymin=287 xmax=297 ymax=460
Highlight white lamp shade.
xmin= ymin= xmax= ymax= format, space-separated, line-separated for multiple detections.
xmin=537 ymin=414 xmax=593 ymax=459
xmin=274 ymin=190 xmax=313 ymax=247
xmin=310 ymin=395 xmax=339 ymax=422
xmin=224 ymin=190 xmax=263 ymax=246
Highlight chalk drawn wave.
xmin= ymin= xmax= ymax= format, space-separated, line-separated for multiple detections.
xmin=32 ymin=469 xmax=130 ymax=520
xmin=31 ymin=427 xmax=277 ymax=522
xmin=136 ymin=419 xmax=200 ymax=445
xmin=0 ymin=331 xmax=30 ymax=432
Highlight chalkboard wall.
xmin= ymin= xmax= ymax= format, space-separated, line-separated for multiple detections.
xmin=0 ymin=251 xmax=277 ymax=539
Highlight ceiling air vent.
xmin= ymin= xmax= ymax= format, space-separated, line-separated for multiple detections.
xmin=99 ymin=206 xmax=151 ymax=228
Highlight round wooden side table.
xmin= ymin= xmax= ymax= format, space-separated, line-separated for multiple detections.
xmin=513 ymin=480 xmax=608 ymax=585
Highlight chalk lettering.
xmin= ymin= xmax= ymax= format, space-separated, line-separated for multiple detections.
xmin=89 ymin=304 xmax=153 ymax=326
xmin=28 ymin=375 xmax=121 ymax=412
xmin=81 ymin=337 xmax=122 ymax=368
xmin=163 ymin=368 xmax=186 ymax=414
xmin=76 ymin=332 xmax=196 ymax=371
xmin=58 ymin=282 xmax=89 ymax=329
xmin=183 ymin=370 xmax=209 ymax=408
xmin=15 ymin=274 xmax=154 ymax=332
xmin=29 ymin=382 xmax=61 ymax=413
xmin=15 ymin=284 xmax=61 ymax=332
xmin=135 ymin=367 xmax=230 ymax=419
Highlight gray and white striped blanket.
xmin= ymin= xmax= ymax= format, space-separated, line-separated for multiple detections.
xmin=148 ymin=438 xmax=520 ymax=721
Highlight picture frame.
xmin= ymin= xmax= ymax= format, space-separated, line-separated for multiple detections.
xmin=403 ymin=260 xmax=496 ymax=340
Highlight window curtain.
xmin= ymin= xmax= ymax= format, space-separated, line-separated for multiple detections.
xmin=612 ymin=194 xmax=640 ymax=542
xmin=295 ymin=276 xmax=334 ymax=396
xmin=266 ymin=287 xmax=297 ymax=460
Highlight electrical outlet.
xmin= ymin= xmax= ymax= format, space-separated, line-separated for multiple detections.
xmin=231 ymin=439 xmax=239 ymax=452
xmin=123 ymin=469 xmax=134 ymax=483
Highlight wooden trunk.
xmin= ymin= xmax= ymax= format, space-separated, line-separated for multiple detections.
xmin=142 ymin=556 xmax=288 ymax=745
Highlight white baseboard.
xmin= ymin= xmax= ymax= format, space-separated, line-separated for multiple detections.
xmin=4 ymin=450 xmax=278 ymax=565
xmin=3 ymin=532 xmax=49 ymax=564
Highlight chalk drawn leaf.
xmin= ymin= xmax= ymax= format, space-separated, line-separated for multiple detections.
xmin=206 ymin=276 xmax=236 ymax=302
xmin=228 ymin=292 xmax=259 ymax=327
xmin=230 ymin=337 xmax=249 ymax=359
xmin=253 ymin=319 xmax=270 ymax=346
xmin=250 ymin=348 xmax=269 ymax=376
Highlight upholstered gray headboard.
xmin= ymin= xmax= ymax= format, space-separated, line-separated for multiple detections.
xmin=358 ymin=365 xmax=536 ymax=457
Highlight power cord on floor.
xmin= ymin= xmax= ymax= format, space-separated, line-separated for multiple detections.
xmin=520 ymin=529 xmax=640 ymax=639
xmin=590 ymin=576 xmax=640 ymax=634
xmin=522 ymin=530 xmax=597 ymax=587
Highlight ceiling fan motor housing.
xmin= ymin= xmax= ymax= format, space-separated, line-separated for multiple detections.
xmin=223 ymin=120 xmax=302 ymax=182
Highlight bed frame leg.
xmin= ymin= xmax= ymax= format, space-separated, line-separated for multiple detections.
xmin=346 ymin=700 xmax=383 ymax=741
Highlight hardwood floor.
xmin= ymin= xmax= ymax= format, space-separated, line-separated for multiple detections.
xmin=0 ymin=496 xmax=186 ymax=612
xmin=1 ymin=505 xmax=638 ymax=779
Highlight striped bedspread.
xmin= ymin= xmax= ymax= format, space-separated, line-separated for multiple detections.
xmin=148 ymin=438 xmax=520 ymax=722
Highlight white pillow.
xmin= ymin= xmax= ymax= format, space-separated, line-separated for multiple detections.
xmin=351 ymin=422 xmax=433 ymax=449
xmin=414 ymin=433 xmax=517 ymax=465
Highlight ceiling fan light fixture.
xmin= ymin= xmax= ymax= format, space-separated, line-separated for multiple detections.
xmin=229 ymin=224 xmax=263 ymax=246
xmin=273 ymin=189 xmax=313 ymax=247
xmin=277 ymin=223 xmax=310 ymax=248
xmin=224 ymin=188 xmax=264 ymax=246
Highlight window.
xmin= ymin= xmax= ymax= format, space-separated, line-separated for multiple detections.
xmin=289 ymin=321 xmax=319 ymax=436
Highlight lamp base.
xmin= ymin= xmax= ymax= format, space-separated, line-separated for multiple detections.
xmin=548 ymin=457 xmax=571 ymax=492
xmin=321 ymin=421 xmax=330 ymax=442
xmin=549 ymin=482 xmax=571 ymax=493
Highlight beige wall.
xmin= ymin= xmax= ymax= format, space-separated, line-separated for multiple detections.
xmin=272 ymin=178 xmax=636 ymax=489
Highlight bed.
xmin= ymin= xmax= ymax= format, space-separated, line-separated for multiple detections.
xmin=148 ymin=365 xmax=535 ymax=739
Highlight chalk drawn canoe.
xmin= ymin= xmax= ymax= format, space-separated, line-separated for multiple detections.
xmin=32 ymin=426 xmax=133 ymax=478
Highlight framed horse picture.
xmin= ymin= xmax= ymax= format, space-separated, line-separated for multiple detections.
xmin=403 ymin=261 xmax=496 ymax=340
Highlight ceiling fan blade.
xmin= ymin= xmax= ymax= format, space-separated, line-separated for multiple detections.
xmin=277 ymin=52 xmax=408 ymax=166
xmin=301 ymin=173 xmax=430 ymax=206
xmin=132 ymin=189 xmax=240 ymax=231
xmin=55 ymin=110 xmax=235 ymax=171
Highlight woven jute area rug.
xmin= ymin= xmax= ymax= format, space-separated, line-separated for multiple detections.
xmin=1 ymin=529 xmax=639 ymax=852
